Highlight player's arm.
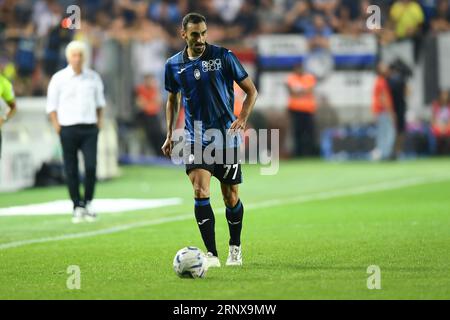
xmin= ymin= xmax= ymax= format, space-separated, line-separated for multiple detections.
xmin=96 ymin=108 xmax=103 ymax=129
xmin=95 ymin=74 xmax=106 ymax=130
xmin=0 ymin=100 xmax=16 ymax=128
xmin=161 ymin=91 xmax=181 ymax=157
xmin=46 ymin=76 xmax=61 ymax=134
xmin=230 ymin=77 xmax=258 ymax=131
xmin=5 ymin=100 xmax=16 ymax=120
xmin=48 ymin=111 xmax=60 ymax=134
xmin=0 ymin=80 xmax=17 ymax=127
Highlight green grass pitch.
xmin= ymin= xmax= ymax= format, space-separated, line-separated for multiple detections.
xmin=0 ymin=159 xmax=449 ymax=299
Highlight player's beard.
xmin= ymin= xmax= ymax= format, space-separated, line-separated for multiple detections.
xmin=192 ymin=43 xmax=205 ymax=55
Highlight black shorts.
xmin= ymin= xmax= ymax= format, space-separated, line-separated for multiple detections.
xmin=184 ymin=144 xmax=243 ymax=185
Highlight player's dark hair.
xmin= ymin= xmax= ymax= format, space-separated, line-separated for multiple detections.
xmin=182 ymin=13 xmax=206 ymax=30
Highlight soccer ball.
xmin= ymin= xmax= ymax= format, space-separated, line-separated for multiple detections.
xmin=173 ymin=246 xmax=207 ymax=279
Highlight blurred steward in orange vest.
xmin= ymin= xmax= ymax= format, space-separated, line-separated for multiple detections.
xmin=135 ymin=74 xmax=165 ymax=156
xmin=286 ymin=63 xmax=317 ymax=157
xmin=371 ymin=63 xmax=396 ymax=161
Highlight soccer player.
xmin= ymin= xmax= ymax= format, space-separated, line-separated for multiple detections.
xmin=0 ymin=74 xmax=17 ymax=157
xmin=162 ymin=13 xmax=258 ymax=267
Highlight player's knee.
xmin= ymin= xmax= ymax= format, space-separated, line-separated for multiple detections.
xmin=223 ymin=190 xmax=238 ymax=208
xmin=193 ymin=184 xmax=210 ymax=199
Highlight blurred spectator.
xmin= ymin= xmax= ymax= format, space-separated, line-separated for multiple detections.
xmin=284 ymin=0 xmax=311 ymax=33
xmin=135 ymin=74 xmax=165 ymax=156
xmin=371 ymin=63 xmax=396 ymax=161
xmin=187 ymin=0 xmax=227 ymax=42
xmin=341 ymin=0 xmax=364 ymax=20
xmin=79 ymin=0 xmax=116 ymax=23
xmin=131 ymin=20 xmax=169 ymax=86
xmin=431 ymin=90 xmax=450 ymax=154
xmin=14 ymin=22 xmax=37 ymax=96
xmin=305 ymin=14 xmax=333 ymax=51
xmin=303 ymin=14 xmax=334 ymax=80
xmin=43 ymin=24 xmax=73 ymax=76
xmin=33 ymin=0 xmax=62 ymax=38
xmin=286 ymin=63 xmax=317 ymax=157
xmin=388 ymin=59 xmax=412 ymax=158
xmin=228 ymin=1 xmax=258 ymax=41
xmin=148 ymin=0 xmax=184 ymax=36
xmin=310 ymin=0 xmax=339 ymax=17
xmin=390 ymin=0 xmax=425 ymax=61
xmin=420 ymin=0 xmax=438 ymax=31
xmin=213 ymin=0 xmax=243 ymax=24
xmin=430 ymin=0 xmax=450 ymax=34
xmin=390 ymin=0 xmax=425 ymax=39
xmin=332 ymin=5 xmax=355 ymax=34
xmin=256 ymin=0 xmax=285 ymax=34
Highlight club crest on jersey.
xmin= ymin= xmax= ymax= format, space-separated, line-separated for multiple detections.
xmin=194 ymin=69 xmax=201 ymax=80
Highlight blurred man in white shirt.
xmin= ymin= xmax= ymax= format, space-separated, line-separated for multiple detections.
xmin=47 ymin=41 xmax=106 ymax=223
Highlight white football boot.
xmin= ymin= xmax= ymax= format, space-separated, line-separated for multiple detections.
xmin=71 ymin=207 xmax=85 ymax=224
xmin=206 ymin=252 xmax=221 ymax=268
xmin=84 ymin=201 xmax=97 ymax=222
xmin=226 ymin=245 xmax=242 ymax=266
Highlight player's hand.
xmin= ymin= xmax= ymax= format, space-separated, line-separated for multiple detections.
xmin=55 ymin=124 xmax=61 ymax=134
xmin=228 ymin=117 xmax=247 ymax=135
xmin=0 ymin=118 xmax=4 ymax=128
xmin=161 ymin=136 xmax=173 ymax=157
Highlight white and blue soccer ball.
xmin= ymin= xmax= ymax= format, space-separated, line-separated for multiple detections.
xmin=173 ymin=246 xmax=207 ymax=279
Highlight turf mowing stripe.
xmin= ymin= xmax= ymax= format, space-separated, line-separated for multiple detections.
xmin=0 ymin=175 xmax=449 ymax=251
xmin=0 ymin=214 xmax=192 ymax=250
xmin=244 ymin=175 xmax=450 ymax=210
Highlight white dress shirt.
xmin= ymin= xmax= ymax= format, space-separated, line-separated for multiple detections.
xmin=46 ymin=66 xmax=106 ymax=126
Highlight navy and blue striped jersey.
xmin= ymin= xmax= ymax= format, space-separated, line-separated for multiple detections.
xmin=165 ymin=43 xmax=248 ymax=147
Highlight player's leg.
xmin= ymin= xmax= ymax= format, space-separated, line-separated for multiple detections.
xmin=80 ymin=125 xmax=99 ymax=221
xmin=188 ymin=168 xmax=220 ymax=266
xmin=60 ymin=126 xmax=82 ymax=222
xmin=221 ymin=182 xmax=244 ymax=266
xmin=221 ymin=183 xmax=243 ymax=246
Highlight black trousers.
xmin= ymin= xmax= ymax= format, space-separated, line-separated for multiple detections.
xmin=289 ymin=110 xmax=315 ymax=157
xmin=60 ymin=124 xmax=99 ymax=208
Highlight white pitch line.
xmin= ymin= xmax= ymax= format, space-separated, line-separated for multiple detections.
xmin=0 ymin=198 xmax=183 ymax=217
xmin=0 ymin=214 xmax=192 ymax=250
xmin=0 ymin=175 xmax=448 ymax=251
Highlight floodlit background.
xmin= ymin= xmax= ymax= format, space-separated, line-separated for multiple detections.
xmin=1 ymin=0 xmax=449 ymax=190
xmin=0 ymin=0 xmax=449 ymax=300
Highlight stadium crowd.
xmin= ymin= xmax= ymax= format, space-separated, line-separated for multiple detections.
xmin=1 ymin=0 xmax=450 ymax=158
xmin=1 ymin=0 xmax=450 ymax=97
